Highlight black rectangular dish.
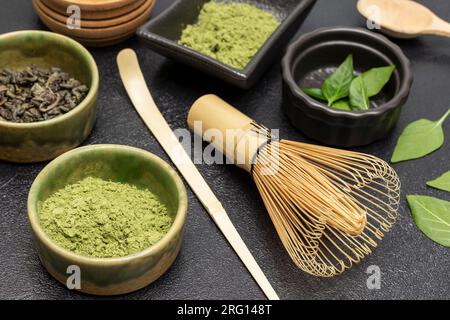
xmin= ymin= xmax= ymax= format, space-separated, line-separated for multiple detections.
xmin=137 ymin=0 xmax=317 ymax=89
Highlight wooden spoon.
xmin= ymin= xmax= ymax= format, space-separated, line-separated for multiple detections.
xmin=358 ymin=0 xmax=450 ymax=38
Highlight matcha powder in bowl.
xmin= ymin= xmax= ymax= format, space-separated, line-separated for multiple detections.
xmin=38 ymin=177 xmax=173 ymax=258
xmin=179 ymin=0 xmax=280 ymax=69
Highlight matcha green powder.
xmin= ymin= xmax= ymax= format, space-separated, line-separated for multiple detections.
xmin=179 ymin=1 xmax=280 ymax=69
xmin=39 ymin=177 xmax=173 ymax=258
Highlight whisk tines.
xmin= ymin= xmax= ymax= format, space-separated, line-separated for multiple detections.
xmin=253 ymin=139 xmax=400 ymax=277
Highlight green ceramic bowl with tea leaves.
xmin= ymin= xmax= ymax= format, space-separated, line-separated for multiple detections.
xmin=28 ymin=144 xmax=188 ymax=295
xmin=0 ymin=30 xmax=99 ymax=163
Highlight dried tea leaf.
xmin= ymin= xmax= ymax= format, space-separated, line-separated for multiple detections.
xmin=0 ymin=67 xmax=88 ymax=123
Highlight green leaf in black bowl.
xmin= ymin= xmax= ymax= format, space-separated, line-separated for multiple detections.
xmin=322 ymin=54 xmax=354 ymax=106
xmin=361 ymin=65 xmax=395 ymax=97
xmin=349 ymin=75 xmax=369 ymax=110
xmin=302 ymin=87 xmax=326 ymax=101
xmin=331 ymin=99 xmax=352 ymax=111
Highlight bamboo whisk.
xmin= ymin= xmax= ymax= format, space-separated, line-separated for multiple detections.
xmin=188 ymin=95 xmax=401 ymax=277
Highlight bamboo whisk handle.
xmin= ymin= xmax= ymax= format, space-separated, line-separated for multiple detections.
xmin=188 ymin=95 xmax=270 ymax=173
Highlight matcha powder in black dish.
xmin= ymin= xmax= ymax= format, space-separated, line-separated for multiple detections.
xmin=179 ymin=0 xmax=280 ymax=70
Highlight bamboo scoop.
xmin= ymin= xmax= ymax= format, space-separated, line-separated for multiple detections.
xmin=116 ymin=49 xmax=279 ymax=300
xmin=358 ymin=0 xmax=450 ymax=39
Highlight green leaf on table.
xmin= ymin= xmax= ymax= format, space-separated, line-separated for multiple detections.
xmin=391 ymin=108 xmax=450 ymax=163
xmin=322 ymin=54 xmax=354 ymax=106
xmin=362 ymin=65 xmax=396 ymax=97
xmin=302 ymin=88 xmax=326 ymax=101
xmin=427 ymin=170 xmax=450 ymax=192
xmin=331 ymin=99 xmax=352 ymax=111
xmin=406 ymin=195 xmax=450 ymax=247
xmin=349 ymin=75 xmax=370 ymax=110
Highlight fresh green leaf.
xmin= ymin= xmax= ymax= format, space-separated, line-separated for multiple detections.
xmin=349 ymin=75 xmax=370 ymax=110
xmin=362 ymin=65 xmax=395 ymax=97
xmin=407 ymin=195 xmax=450 ymax=247
xmin=391 ymin=109 xmax=450 ymax=163
xmin=302 ymin=88 xmax=327 ymax=101
xmin=331 ymin=99 xmax=352 ymax=111
xmin=322 ymin=54 xmax=354 ymax=106
xmin=427 ymin=170 xmax=450 ymax=192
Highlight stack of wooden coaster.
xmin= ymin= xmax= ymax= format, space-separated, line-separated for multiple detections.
xmin=33 ymin=0 xmax=156 ymax=47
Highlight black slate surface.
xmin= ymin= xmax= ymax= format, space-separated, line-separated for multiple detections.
xmin=0 ymin=0 xmax=449 ymax=300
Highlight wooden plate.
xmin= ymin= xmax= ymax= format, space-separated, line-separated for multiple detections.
xmin=72 ymin=30 xmax=136 ymax=47
xmin=45 ymin=0 xmax=136 ymax=11
xmin=41 ymin=0 xmax=146 ymax=20
xmin=33 ymin=0 xmax=155 ymax=39
xmin=35 ymin=0 xmax=153 ymax=29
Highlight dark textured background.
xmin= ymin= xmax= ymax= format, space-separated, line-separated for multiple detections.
xmin=0 ymin=0 xmax=449 ymax=300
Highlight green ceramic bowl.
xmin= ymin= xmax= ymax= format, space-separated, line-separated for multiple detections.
xmin=28 ymin=145 xmax=188 ymax=295
xmin=0 ymin=30 xmax=99 ymax=163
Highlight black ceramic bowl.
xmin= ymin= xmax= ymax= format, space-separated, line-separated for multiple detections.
xmin=137 ymin=0 xmax=317 ymax=89
xmin=282 ymin=27 xmax=413 ymax=147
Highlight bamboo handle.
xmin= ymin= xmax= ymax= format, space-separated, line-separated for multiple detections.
xmin=117 ymin=49 xmax=279 ymax=300
xmin=188 ymin=95 xmax=270 ymax=172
